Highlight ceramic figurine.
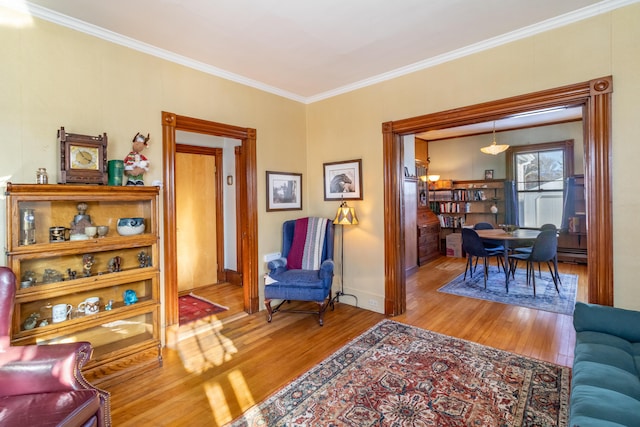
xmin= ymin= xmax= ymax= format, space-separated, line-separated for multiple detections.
xmin=70 ymin=202 xmax=93 ymax=239
xmin=82 ymin=254 xmax=95 ymax=277
xmin=123 ymin=289 xmax=138 ymax=305
xmin=108 ymin=256 xmax=121 ymax=273
xmin=23 ymin=313 xmax=40 ymax=330
xmin=124 ymin=133 xmax=150 ymax=186
xmin=42 ymin=268 xmax=64 ymax=283
xmin=138 ymin=251 xmax=151 ymax=268
xmin=105 ymin=299 xmax=114 ymax=311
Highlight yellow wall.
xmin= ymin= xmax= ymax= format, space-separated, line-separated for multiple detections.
xmin=0 ymin=13 xmax=307 ymax=299
xmin=2 ymin=4 xmax=640 ymax=314
xmin=307 ymin=4 xmax=640 ymax=310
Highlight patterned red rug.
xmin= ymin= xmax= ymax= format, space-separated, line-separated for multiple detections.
xmin=178 ymin=293 xmax=228 ymax=326
xmin=228 ymin=320 xmax=570 ymax=426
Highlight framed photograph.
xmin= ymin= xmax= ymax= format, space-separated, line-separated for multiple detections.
xmin=266 ymin=171 xmax=302 ymax=211
xmin=484 ymin=169 xmax=494 ymax=180
xmin=323 ymin=159 xmax=363 ymax=201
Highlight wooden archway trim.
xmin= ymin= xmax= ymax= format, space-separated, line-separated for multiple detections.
xmin=382 ymin=76 xmax=613 ymax=315
xmin=162 ymin=111 xmax=259 ymax=328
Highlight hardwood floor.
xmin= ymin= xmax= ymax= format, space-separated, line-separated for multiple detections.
xmin=107 ymin=256 xmax=586 ymax=426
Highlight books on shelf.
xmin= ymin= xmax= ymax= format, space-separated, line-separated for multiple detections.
xmin=431 ymin=189 xmax=487 ymax=202
xmin=437 ymin=214 xmax=465 ymax=229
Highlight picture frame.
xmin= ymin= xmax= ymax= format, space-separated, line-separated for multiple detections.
xmin=484 ymin=169 xmax=494 ymax=180
xmin=58 ymin=127 xmax=108 ymax=185
xmin=266 ymin=171 xmax=302 ymax=211
xmin=323 ymin=159 xmax=363 ymax=201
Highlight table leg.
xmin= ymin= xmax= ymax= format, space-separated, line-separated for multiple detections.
xmin=504 ymin=240 xmax=510 ymax=292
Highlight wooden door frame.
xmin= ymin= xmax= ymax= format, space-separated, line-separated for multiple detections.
xmin=175 ymin=144 xmax=224 ymax=282
xmin=382 ymin=76 xmax=613 ymax=315
xmin=162 ymin=112 xmax=259 ymax=328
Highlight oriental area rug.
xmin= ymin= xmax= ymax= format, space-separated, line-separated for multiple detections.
xmin=228 ymin=320 xmax=570 ymax=427
xmin=438 ymin=268 xmax=578 ymax=316
xmin=178 ymin=293 xmax=228 ymax=325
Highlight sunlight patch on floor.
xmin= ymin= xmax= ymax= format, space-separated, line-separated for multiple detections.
xmin=205 ymin=369 xmax=255 ymax=425
xmin=176 ymin=315 xmax=238 ymax=374
xmin=205 ymin=381 xmax=232 ymax=425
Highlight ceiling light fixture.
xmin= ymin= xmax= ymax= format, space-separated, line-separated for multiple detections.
xmin=480 ymin=122 xmax=509 ymax=155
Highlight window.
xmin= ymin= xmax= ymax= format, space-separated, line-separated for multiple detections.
xmin=506 ymin=141 xmax=574 ymax=228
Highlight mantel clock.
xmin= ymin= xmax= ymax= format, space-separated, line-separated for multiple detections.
xmin=58 ymin=126 xmax=108 ymax=184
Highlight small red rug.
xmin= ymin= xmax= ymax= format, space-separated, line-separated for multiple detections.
xmin=178 ymin=293 xmax=228 ymax=325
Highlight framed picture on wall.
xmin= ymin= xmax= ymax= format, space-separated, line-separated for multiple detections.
xmin=266 ymin=171 xmax=302 ymax=211
xmin=484 ymin=169 xmax=494 ymax=180
xmin=323 ymin=159 xmax=363 ymax=201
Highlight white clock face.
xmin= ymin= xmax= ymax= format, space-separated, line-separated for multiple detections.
xmin=70 ymin=146 xmax=99 ymax=170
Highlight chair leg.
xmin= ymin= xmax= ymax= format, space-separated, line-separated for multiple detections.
xmin=546 ymin=262 xmax=560 ymax=293
xmin=510 ymin=259 xmax=519 ymax=278
xmin=529 ymin=261 xmax=536 ymax=296
xmin=538 ymin=262 xmax=542 ymax=278
xmin=483 ymin=257 xmax=488 ymax=289
xmin=265 ymin=299 xmax=273 ymax=322
xmin=554 ymin=255 xmax=562 ymax=286
xmin=464 ymin=255 xmax=473 ymax=280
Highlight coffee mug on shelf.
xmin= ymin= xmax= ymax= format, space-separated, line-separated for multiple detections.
xmin=52 ymin=303 xmax=72 ymax=323
xmin=78 ymin=296 xmax=100 ymax=315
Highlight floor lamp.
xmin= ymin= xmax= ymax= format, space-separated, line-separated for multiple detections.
xmin=331 ymin=200 xmax=359 ymax=306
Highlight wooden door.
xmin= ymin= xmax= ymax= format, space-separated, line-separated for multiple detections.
xmin=176 ymin=151 xmax=217 ymax=291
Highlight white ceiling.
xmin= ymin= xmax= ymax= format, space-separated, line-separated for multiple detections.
xmin=10 ymin=0 xmax=634 ymax=103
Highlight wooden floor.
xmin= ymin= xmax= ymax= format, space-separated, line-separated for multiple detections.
xmin=107 ymin=256 xmax=587 ymax=426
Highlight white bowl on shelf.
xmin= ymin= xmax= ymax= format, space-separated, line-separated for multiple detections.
xmin=116 ymin=218 xmax=145 ymax=236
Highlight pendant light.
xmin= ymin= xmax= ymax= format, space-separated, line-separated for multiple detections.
xmin=480 ymin=122 xmax=509 ymax=155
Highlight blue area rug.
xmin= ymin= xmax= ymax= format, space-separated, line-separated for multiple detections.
xmin=438 ymin=267 xmax=577 ymax=315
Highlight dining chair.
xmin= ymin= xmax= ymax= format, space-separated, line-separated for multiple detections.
xmin=508 ymin=229 xmax=560 ymax=296
xmin=472 ymin=222 xmax=505 ymax=272
xmin=462 ymin=228 xmax=504 ymax=289
xmin=513 ymin=223 xmax=562 ymax=284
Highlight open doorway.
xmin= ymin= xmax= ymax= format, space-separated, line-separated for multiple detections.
xmin=175 ymin=145 xmax=222 ymax=292
xmin=382 ymin=76 xmax=613 ymax=316
xmin=161 ymin=112 xmax=259 ymax=333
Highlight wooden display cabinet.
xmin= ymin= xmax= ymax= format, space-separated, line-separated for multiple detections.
xmin=5 ymin=183 xmax=161 ymax=388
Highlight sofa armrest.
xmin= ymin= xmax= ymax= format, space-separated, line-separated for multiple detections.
xmin=574 ymin=302 xmax=640 ymax=342
xmin=0 ymin=341 xmax=94 ymax=396
xmin=268 ymin=257 xmax=287 ymax=273
xmin=319 ymin=259 xmax=334 ymax=280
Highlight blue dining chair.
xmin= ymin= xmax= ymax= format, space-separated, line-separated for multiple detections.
xmin=473 ymin=222 xmax=505 ymax=272
xmin=508 ymin=229 xmax=560 ymax=296
xmin=513 ymin=224 xmax=562 ymax=285
xmin=462 ymin=228 xmax=504 ymax=289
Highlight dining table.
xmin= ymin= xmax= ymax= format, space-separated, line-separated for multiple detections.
xmin=474 ymin=228 xmax=540 ymax=292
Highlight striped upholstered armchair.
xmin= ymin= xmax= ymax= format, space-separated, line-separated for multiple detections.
xmin=264 ymin=217 xmax=335 ymax=325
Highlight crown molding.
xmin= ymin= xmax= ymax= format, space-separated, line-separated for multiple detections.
xmin=21 ymin=1 xmax=306 ymax=103
xmin=306 ymin=0 xmax=637 ymax=103
xmin=19 ymin=0 xmax=639 ymax=104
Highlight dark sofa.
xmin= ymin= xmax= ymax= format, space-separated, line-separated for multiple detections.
xmin=570 ymin=302 xmax=640 ymax=426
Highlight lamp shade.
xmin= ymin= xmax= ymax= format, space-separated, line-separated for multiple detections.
xmin=481 ymin=122 xmax=509 ymax=155
xmin=333 ymin=202 xmax=359 ymax=225
xmin=480 ymin=142 xmax=510 ymax=155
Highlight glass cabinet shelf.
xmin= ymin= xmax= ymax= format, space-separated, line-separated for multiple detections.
xmin=5 ymin=183 xmax=161 ymax=387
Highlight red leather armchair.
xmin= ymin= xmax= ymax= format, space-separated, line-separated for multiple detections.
xmin=0 ymin=267 xmax=111 ymax=427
